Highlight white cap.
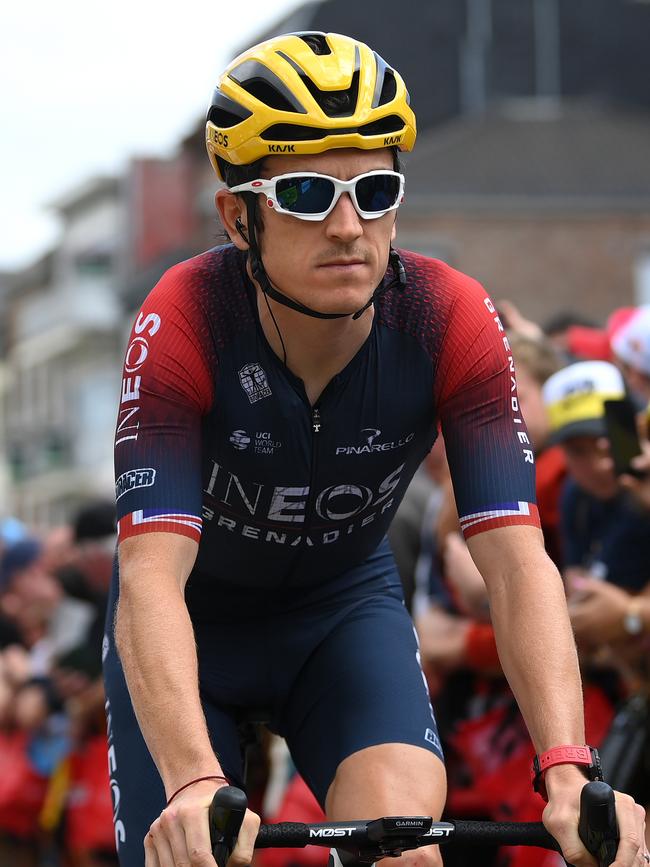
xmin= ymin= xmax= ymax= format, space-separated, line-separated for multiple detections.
xmin=611 ymin=305 xmax=650 ymax=376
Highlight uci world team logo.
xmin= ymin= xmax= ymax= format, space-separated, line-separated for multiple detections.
xmin=239 ymin=363 xmax=272 ymax=404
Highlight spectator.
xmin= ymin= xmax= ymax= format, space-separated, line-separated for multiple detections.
xmin=542 ymin=310 xmax=601 ymax=355
xmin=389 ymin=438 xmax=449 ymax=613
xmin=541 ymin=309 xmax=636 ymax=363
xmin=620 ymin=438 xmax=650 ymax=511
xmin=542 ymin=360 xmax=650 ymax=592
xmin=611 ymin=305 xmax=650 ymax=407
xmin=0 ymin=539 xmax=62 ymax=669
xmin=0 ymin=516 xmax=28 ymax=548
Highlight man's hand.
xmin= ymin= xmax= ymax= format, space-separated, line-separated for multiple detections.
xmin=567 ymin=576 xmax=634 ymax=647
xmin=542 ymin=769 xmax=648 ymax=867
xmin=442 ymin=532 xmax=490 ymax=620
xmin=619 ymin=441 xmax=650 ymax=512
xmin=144 ymin=779 xmax=261 ymax=867
xmin=495 ymin=298 xmax=545 ymax=341
xmin=415 ymin=604 xmax=471 ymax=673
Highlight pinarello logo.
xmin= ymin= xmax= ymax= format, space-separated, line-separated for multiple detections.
xmin=362 ymin=428 xmax=381 ymax=446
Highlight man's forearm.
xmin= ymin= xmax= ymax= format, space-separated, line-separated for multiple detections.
xmin=488 ymin=559 xmax=585 ymax=751
xmin=115 ymin=580 xmax=222 ymax=794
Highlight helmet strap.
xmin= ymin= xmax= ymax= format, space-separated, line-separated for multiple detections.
xmin=234 ymin=217 xmax=250 ymax=246
xmin=243 ymin=197 xmax=406 ymax=322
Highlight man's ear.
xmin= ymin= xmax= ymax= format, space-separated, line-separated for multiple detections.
xmin=215 ymin=190 xmax=248 ymax=250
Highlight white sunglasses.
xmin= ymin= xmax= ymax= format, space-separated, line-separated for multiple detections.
xmin=228 ymin=170 xmax=405 ymax=221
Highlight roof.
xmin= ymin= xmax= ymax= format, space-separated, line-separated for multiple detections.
xmin=401 ymin=99 xmax=650 ymax=213
xmin=3 ymin=251 xmax=55 ymax=295
xmin=49 ymin=176 xmax=120 ymax=217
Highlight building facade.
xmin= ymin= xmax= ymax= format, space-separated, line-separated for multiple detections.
xmin=2 ymin=179 xmax=124 ymax=527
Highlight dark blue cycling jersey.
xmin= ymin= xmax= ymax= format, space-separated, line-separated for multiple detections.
xmin=113 ymin=244 xmax=538 ymax=612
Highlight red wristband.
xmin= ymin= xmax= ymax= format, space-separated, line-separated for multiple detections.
xmin=532 ymin=745 xmax=602 ymax=800
xmin=166 ymin=775 xmax=229 ymax=807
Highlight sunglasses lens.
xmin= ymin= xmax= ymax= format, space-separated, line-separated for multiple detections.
xmin=355 ymin=174 xmax=401 ymax=212
xmin=275 ymin=176 xmax=336 ymax=215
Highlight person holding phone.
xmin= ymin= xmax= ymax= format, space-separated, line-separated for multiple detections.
xmin=542 ymin=360 xmax=650 ymax=640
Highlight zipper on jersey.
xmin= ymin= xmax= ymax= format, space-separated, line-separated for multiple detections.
xmin=300 ymin=405 xmax=322 ymax=542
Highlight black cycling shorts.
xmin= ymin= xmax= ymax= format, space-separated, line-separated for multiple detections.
xmin=103 ymin=538 xmax=443 ymax=866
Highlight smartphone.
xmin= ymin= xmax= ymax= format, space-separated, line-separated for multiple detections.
xmin=603 ymin=398 xmax=643 ymax=476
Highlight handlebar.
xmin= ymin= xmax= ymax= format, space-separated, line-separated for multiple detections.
xmin=209 ymin=781 xmax=619 ymax=867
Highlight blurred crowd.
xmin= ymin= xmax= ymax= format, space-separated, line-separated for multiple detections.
xmin=0 ymin=503 xmax=117 ymax=866
xmin=1 ymin=304 xmax=650 ymax=866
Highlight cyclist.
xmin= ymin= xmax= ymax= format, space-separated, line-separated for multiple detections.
xmin=103 ymin=32 xmax=647 ymax=867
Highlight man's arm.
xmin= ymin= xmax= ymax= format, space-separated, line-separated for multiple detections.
xmin=115 ymin=532 xmax=219 ymax=790
xmin=116 ymin=532 xmax=260 ymax=866
xmin=467 ymin=523 xmax=646 ymax=867
xmin=467 ymin=524 xmax=583 ymax=751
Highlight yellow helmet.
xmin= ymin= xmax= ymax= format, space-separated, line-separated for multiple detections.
xmin=206 ymin=32 xmax=417 ymax=180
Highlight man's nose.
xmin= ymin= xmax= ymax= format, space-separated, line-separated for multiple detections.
xmin=324 ymin=193 xmax=363 ymax=241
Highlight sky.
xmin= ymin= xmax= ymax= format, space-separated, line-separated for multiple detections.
xmin=1 ymin=0 xmax=318 ymax=271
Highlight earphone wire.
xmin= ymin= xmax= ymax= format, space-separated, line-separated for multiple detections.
xmin=263 ymin=289 xmax=288 ymax=366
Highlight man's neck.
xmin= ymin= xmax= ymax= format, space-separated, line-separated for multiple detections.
xmin=254 ymin=286 xmax=374 ymax=404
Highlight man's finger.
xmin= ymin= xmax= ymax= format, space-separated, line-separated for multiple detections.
xmin=161 ymin=805 xmax=206 ymax=867
xmin=182 ymin=808 xmax=218 ymax=867
xmin=229 ymin=810 xmax=261 ymax=867
xmin=144 ymin=830 xmax=161 ymax=867
xmin=611 ymin=793 xmax=647 ymax=867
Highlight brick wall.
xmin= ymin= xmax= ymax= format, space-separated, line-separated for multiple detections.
xmin=397 ymin=210 xmax=650 ymax=325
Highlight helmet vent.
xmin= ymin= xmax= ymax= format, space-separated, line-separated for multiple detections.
xmin=377 ymin=68 xmax=397 ymax=106
xmin=209 ymin=106 xmax=247 ymax=128
xmin=242 ymin=79 xmax=298 ymax=112
xmin=298 ymin=33 xmax=332 ymax=55
xmin=300 ymin=69 xmax=360 ymax=118
xmin=260 ymin=114 xmax=404 ymax=142
xmin=371 ymin=53 xmax=398 ymax=108
xmin=229 ymin=60 xmax=306 ymax=113
xmin=207 ymin=92 xmax=253 ymax=128
xmin=278 ymin=44 xmax=360 ymax=118
xmin=358 ymin=114 xmax=403 ymax=136
xmin=320 ymin=72 xmax=359 ymax=117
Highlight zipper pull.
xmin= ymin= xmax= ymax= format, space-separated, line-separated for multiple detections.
xmin=312 ymin=408 xmax=321 ymax=433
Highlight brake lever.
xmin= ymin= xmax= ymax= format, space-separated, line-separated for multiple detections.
xmin=578 ymin=782 xmax=619 ymax=867
xmin=209 ymin=786 xmax=248 ymax=867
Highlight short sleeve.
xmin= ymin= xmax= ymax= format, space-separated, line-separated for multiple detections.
xmin=114 ymin=262 xmax=216 ymax=544
xmin=435 ymin=277 xmax=540 ymax=539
